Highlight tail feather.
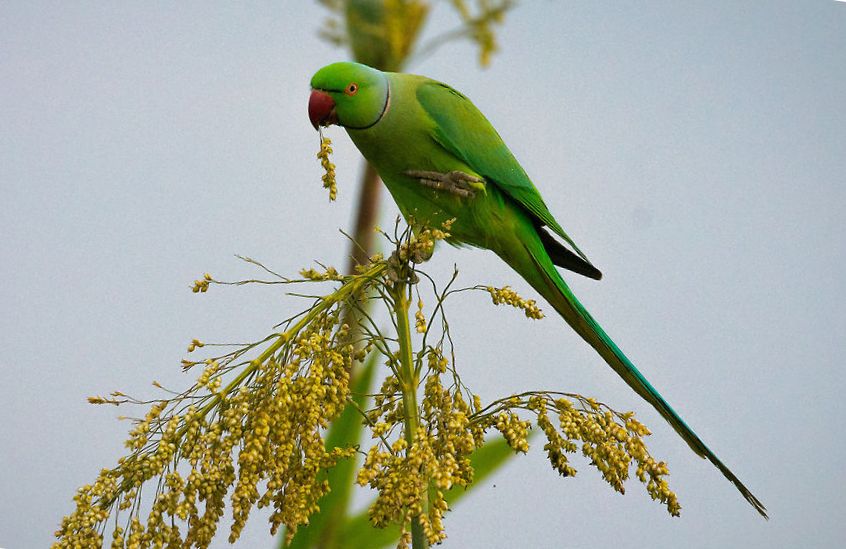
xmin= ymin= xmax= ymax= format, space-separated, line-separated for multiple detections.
xmin=513 ymin=242 xmax=767 ymax=518
xmin=538 ymin=225 xmax=603 ymax=280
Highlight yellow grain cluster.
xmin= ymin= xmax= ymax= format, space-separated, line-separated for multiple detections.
xmin=357 ymin=347 xmax=483 ymax=546
xmin=299 ymin=265 xmax=342 ymax=281
xmin=486 ymin=285 xmax=544 ymax=319
xmin=316 ymin=132 xmax=337 ymax=201
xmin=191 ymin=273 xmax=212 ymax=293
xmin=53 ymin=308 xmax=359 ymax=548
xmin=475 ymin=392 xmax=681 ymax=517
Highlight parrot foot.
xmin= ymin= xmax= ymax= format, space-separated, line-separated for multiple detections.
xmin=404 ymin=170 xmax=482 ymax=198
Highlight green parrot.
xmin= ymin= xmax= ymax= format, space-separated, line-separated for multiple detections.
xmin=308 ymin=61 xmax=767 ymax=518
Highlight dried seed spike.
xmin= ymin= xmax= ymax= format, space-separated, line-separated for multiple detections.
xmin=316 ymin=129 xmax=337 ymax=201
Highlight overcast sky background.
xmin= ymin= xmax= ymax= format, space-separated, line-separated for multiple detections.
xmin=1 ymin=2 xmax=844 ymax=548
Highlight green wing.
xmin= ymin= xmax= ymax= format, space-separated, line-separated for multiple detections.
xmin=416 ymin=80 xmax=593 ymax=265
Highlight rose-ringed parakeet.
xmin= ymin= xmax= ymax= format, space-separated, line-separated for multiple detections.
xmin=308 ymin=61 xmax=767 ymax=518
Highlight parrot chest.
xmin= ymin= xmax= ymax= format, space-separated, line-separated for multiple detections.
xmin=344 ymin=101 xmax=512 ymax=251
xmin=346 ymin=125 xmax=481 ymax=230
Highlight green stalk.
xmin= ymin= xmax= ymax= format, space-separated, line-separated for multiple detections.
xmin=344 ymin=162 xmax=382 ymax=275
xmin=391 ymin=278 xmax=427 ymax=549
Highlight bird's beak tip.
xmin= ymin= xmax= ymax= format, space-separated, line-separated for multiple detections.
xmin=309 ymin=89 xmax=338 ymax=130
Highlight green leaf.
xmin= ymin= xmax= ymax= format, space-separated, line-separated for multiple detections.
xmin=338 ymin=436 xmax=519 ymax=549
xmin=282 ymin=351 xmax=378 ymax=549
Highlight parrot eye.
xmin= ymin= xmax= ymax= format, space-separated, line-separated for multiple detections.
xmin=345 ymin=82 xmax=359 ymax=96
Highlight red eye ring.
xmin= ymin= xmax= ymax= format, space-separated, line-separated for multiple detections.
xmin=345 ymin=82 xmax=359 ymax=96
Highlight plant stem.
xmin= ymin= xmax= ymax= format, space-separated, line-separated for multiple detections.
xmin=391 ymin=278 xmax=427 ymax=549
xmin=340 ymin=161 xmax=381 ymax=375
xmin=345 ymin=161 xmax=382 ymax=275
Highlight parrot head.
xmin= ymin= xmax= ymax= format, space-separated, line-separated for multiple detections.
xmin=309 ymin=62 xmax=389 ymax=130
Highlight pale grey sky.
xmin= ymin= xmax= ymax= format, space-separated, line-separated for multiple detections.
xmin=1 ymin=2 xmax=844 ymax=548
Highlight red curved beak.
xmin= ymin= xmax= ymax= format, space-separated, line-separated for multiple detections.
xmin=309 ymin=89 xmax=338 ymax=130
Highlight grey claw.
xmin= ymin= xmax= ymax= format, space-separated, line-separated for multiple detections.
xmin=404 ymin=170 xmax=482 ymax=198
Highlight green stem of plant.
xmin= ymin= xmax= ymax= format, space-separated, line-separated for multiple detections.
xmin=392 ymin=278 xmax=427 ymax=549
xmin=345 ymin=161 xmax=382 ymax=275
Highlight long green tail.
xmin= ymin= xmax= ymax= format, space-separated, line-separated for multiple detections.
xmin=504 ymin=238 xmax=767 ymax=518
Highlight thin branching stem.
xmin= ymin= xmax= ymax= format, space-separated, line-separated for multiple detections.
xmin=391 ymin=275 xmax=428 ymax=549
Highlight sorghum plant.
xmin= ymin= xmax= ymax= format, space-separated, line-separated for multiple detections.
xmin=54 ymin=220 xmax=679 ymax=549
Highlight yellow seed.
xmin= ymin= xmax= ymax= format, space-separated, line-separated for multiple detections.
xmin=316 ymin=132 xmax=337 ymax=201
